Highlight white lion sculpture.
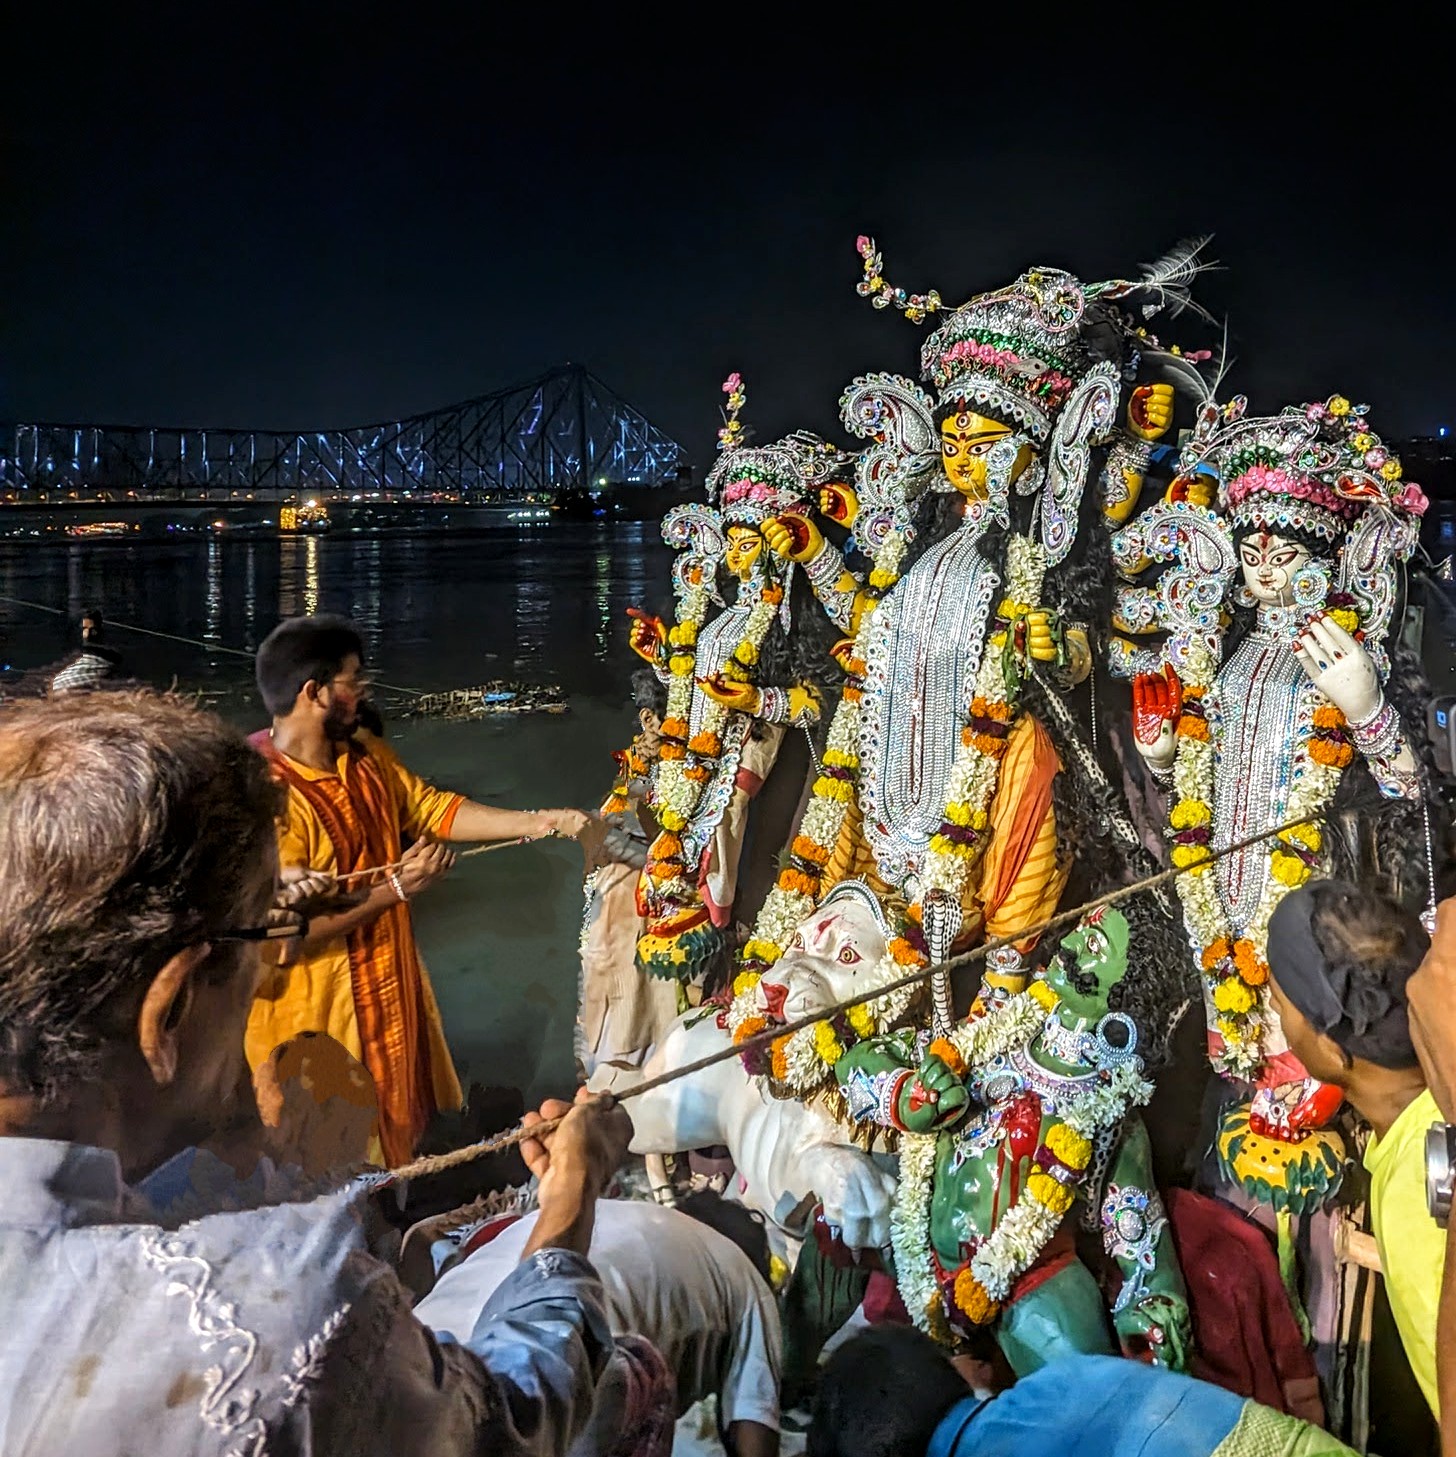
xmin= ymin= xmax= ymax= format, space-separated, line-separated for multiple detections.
xmin=606 ymin=881 xmax=903 ymax=1253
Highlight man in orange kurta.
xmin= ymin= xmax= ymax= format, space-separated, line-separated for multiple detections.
xmin=246 ymin=615 xmax=591 ymax=1166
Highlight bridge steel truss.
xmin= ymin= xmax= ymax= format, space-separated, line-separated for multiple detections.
xmin=1 ymin=364 xmax=689 ymax=500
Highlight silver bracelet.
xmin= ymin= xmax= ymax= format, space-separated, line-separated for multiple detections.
xmin=387 ymin=870 xmax=407 ymax=903
xmin=803 ymin=542 xmax=845 ymax=591
xmin=1350 ymin=697 xmax=1403 ymax=763
xmin=758 ymin=685 xmax=789 ymax=723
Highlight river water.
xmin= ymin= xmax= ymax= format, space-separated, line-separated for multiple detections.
xmin=0 ymin=524 xmax=673 ymax=1107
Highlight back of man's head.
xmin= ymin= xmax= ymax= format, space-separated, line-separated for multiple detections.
xmin=674 ymin=1189 xmax=773 ymax=1287
xmin=255 ymin=614 xmax=364 ymax=719
xmin=0 ymin=691 xmax=280 ymax=1104
xmin=1269 ymin=878 xmax=1427 ymax=1070
xmin=807 ymin=1325 xmax=969 ymax=1457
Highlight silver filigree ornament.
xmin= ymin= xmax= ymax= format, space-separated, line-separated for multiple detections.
xmin=661 ymin=502 xmax=727 ymax=609
xmin=1039 ymin=362 xmax=1122 ymax=567
xmin=1105 ymin=499 xmax=1237 ymax=680
xmin=838 ymin=372 xmax=941 ymax=551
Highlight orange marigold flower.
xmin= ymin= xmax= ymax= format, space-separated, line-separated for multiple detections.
xmin=1176 ymin=716 xmax=1210 ymax=742
xmin=971 ymin=733 xmax=1010 ymax=758
xmin=660 ymin=742 xmax=686 ymax=761
xmin=952 ymin=1269 xmax=1000 ymax=1326
xmin=1201 ymin=937 xmax=1232 ymax=971
xmin=1234 ymin=951 xmax=1269 ymax=986
xmin=761 ymin=582 xmax=785 ymax=606
xmin=927 ymin=1038 xmax=967 ymax=1077
xmin=792 ymin=835 xmax=831 ymax=866
xmin=770 ymin=1035 xmax=791 ymax=1081
xmin=1312 ymin=705 xmax=1347 ymax=730
xmin=889 ymin=936 xmax=926 ymax=967
xmin=733 ymin=1016 xmax=768 ymax=1045
xmin=969 ymin=696 xmax=1010 ymax=722
xmin=661 ymin=717 xmax=689 ymax=738
xmin=1231 ymin=939 xmax=1266 ymax=986
xmin=778 ymin=868 xmax=820 ymax=897
xmin=683 ymin=764 xmax=711 ymax=784
xmin=1308 ymin=739 xmax=1354 ymax=768
xmin=688 ymin=732 xmax=723 ymax=757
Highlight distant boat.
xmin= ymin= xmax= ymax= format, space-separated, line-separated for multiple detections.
xmin=279 ymin=498 xmax=331 ymax=533
xmin=65 ymin=521 xmax=133 ymax=537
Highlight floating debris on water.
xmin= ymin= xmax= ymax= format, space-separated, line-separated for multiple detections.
xmin=403 ymin=681 xmax=569 ymax=720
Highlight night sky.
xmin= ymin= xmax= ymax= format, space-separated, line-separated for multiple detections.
xmin=6 ymin=18 xmax=1453 ymax=474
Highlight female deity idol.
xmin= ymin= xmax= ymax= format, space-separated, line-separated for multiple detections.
xmin=1123 ymin=394 xmax=1431 ymax=1200
xmin=627 ymin=375 xmax=850 ymax=991
xmin=725 ymin=238 xmax=1215 ymax=1098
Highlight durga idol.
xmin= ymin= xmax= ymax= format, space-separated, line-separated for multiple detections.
xmin=728 ymin=239 xmax=1213 ymax=1076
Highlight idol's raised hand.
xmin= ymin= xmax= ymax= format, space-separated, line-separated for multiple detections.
xmin=819 ymin=482 xmax=859 ymax=528
xmin=625 ymin=607 xmax=667 ymax=665
xmin=1293 ymin=612 xmax=1382 ymax=722
xmin=696 ymin=672 xmax=759 ymax=714
xmin=762 ymin=511 xmax=825 ymax=563
xmin=1127 ymin=382 xmax=1176 ymax=442
xmin=1131 ymin=663 xmax=1182 ymax=772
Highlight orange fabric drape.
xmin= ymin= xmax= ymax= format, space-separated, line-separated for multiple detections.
xmin=250 ymin=731 xmax=444 ymax=1166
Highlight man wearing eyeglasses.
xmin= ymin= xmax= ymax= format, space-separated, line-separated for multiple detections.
xmin=0 ymin=688 xmax=634 ymax=1456
xmin=245 ymin=613 xmax=594 ymax=1168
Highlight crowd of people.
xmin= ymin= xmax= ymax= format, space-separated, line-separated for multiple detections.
xmin=3 ymin=234 xmax=1454 ymax=1457
xmin=0 ymin=619 xmax=1450 ymax=1455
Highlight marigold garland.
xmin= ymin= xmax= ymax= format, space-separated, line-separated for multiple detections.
xmin=725 ymin=524 xmax=915 ymax=1093
xmin=644 ymin=570 xmax=787 ymax=910
xmin=1167 ymin=633 xmax=1357 ymax=1080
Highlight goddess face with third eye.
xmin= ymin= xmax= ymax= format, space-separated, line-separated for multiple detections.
xmin=939 ymin=408 xmax=1036 ymax=501
xmin=724 ymin=525 xmax=766 ymax=581
xmin=1237 ymin=532 xmax=1313 ymax=607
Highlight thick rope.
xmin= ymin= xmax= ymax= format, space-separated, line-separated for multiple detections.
xmin=386 ymin=810 xmax=1318 ymax=1183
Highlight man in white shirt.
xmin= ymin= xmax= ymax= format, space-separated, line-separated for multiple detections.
xmin=415 ymin=1191 xmax=783 ymax=1456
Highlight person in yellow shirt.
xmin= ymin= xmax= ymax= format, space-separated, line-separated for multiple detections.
xmin=246 ymin=614 xmax=592 ymax=1167
xmin=1265 ymin=877 xmax=1444 ymax=1418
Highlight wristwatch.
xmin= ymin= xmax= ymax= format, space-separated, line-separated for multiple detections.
xmin=1426 ymin=1122 xmax=1456 ymax=1225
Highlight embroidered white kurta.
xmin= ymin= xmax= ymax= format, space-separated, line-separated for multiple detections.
xmin=0 ymin=1139 xmax=612 ymax=1456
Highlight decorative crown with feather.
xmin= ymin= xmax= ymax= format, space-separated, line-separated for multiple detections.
xmin=855 ymin=235 xmax=1217 ymax=443
xmin=704 ymin=372 xmax=855 ymax=526
xmin=1179 ymin=393 xmax=1429 ymax=545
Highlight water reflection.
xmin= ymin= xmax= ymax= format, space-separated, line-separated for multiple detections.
xmin=244 ymin=544 xmax=258 ymax=650
xmin=205 ymin=539 xmax=223 ymax=643
xmin=303 ymin=535 xmax=321 ymax=617
xmin=0 ymin=524 xmax=676 ymax=1104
